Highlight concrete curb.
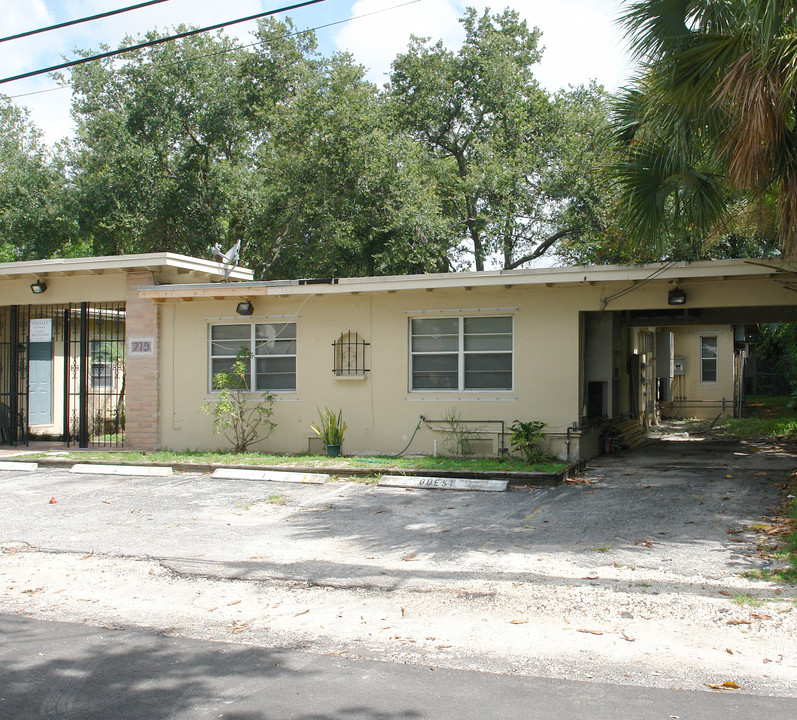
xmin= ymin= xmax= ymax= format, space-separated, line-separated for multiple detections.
xmin=30 ymin=456 xmax=575 ymax=487
xmin=69 ymin=463 xmax=173 ymax=477
xmin=0 ymin=461 xmax=38 ymax=471
xmin=379 ymin=475 xmax=508 ymax=492
xmin=211 ymin=468 xmax=326 ymax=484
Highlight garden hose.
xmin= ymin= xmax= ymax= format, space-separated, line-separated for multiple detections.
xmin=389 ymin=415 xmax=425 ymax=457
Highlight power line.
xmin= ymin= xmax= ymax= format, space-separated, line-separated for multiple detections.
xmin=4 ymin=0 xmax=423 ymax=100
xmin=0 ymin=1 xmax=172 ymax=43
xmin=600 ymin=261 xmax=677 ymax=310
xmin=145 ymin=0 xmax=423 ymax=73
xmin=0 ymin=0 xmax=329 ymax=85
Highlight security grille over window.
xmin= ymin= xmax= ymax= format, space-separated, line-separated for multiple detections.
xmin=332 ymin=331 xmax=369 ymax=376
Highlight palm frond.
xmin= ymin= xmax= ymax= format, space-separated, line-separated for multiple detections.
xmin=716 ymin=48 xmax=787 ymax=188
xmin=611 ymin=134 xmax=729 ymax=255
xmin=619 ymin=0 xmax=694 ymax=60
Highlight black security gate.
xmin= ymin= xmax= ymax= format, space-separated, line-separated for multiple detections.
xmin=0 ymin=302 xmax=125 ymax=447
xmin=0 ymin=305 xmax=28 ymax=445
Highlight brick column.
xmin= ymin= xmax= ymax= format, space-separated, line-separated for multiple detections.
xmin=124 ymin=272 xmax=159 ymax=450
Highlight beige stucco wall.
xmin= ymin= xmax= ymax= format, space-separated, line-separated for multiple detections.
xmin=158 ymin=284 xmax=585 ymax=457
xmin=151 ymin=269 xmax=797 ymax=458
xmin=665 ymin=325 xmax=735 ymax=419
xmin=0 ymin=273 xmax=127 ymax=306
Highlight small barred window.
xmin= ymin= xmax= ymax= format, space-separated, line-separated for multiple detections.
xmin=333 ymin=331 xmax=369 ymax=376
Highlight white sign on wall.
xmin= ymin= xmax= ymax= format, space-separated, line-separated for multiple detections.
xmin=127 ymin=337 xmax=156 ymax=357
xmin=29 ymin=318 xmax=52 ymax=343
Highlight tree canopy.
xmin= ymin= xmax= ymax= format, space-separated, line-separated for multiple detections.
xmin=390 ymin=8 xmax=613 ymax=270
xmin=1 ymin=8 xmax=618 ymax=275
xmin=0 ymin=97 xmax=80 ymax=261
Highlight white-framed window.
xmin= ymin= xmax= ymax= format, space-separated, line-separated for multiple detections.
xmin=409 ymin=316 xmax=513 ymax=391
xmin=700 ymin=335 xmax=718 ymax=383
xmin=90 ymin=340 xmax=116 ymax=389
xmin=209 ymin=322 xmax=296 ymax=391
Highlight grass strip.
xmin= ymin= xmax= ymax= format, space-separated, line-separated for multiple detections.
xmin=27 ymin=449 xmax=566 ymax=474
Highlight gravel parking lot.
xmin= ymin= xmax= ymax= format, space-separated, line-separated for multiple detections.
xmin=1 ymin=438 xmax=795 ymax=696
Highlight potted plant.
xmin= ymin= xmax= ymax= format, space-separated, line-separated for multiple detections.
xmin=311 ymin=407 xmax=347 ymax=457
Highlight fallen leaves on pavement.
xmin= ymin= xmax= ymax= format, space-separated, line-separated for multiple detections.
xmin=705 ymin=681 xmax=740 ymax=691
xmin=228 ymin=620 xmax=249 ymax=634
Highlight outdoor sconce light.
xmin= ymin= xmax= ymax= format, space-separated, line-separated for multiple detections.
xmin=30 ymin=279 xmax=47 ymax=294
xmin=236 ymin=300 xmax=254 ymax=316
xmin=668 ymin=288 xmax=687 ymax=305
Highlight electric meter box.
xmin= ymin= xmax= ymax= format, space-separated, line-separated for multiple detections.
xmin=673 ymin=357 xmax=686 ymax=376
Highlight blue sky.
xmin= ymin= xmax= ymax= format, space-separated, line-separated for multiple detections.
xmin=1 ymin=0 xmax=635 ymax=144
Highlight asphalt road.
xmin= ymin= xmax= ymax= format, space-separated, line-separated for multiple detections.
xmin=2 ymin=613 xmax=795 ymax=720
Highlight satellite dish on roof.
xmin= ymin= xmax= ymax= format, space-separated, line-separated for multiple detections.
xmin=210 ymin=239 xmax=241 ymax=281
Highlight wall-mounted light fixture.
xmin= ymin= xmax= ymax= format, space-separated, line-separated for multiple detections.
xmin=236 ymin=300 xmax=254 ymax=316
xmin=668 ymin=287 xmax=686 ymax=305
xmin=30 ymin=279 xmax=47 ymax=294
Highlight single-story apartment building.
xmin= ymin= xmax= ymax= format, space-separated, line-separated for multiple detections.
xmin=2 ymin=254 xmax=796 ymax=459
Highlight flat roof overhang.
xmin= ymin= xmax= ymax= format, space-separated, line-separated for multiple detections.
xmin=618 ymin=305 xmax=797 ymax=326
xmin=0 ymin=252 xmax=253 ymax=283
xmin=137 ymin=258 xmax=797 ymax=301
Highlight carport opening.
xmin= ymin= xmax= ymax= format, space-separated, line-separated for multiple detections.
xmin=583 ymin=311 xmax=797 ymax=453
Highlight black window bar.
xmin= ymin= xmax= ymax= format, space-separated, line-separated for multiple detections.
xmin=332 ymin=331 xmax=370 ymax=375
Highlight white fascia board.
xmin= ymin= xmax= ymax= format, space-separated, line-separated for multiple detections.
xmin=0 ymin=253 xmax=253 ymax=281
xmin=136 ymin=258 xmax=792 ymax=300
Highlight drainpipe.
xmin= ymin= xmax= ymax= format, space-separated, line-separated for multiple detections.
xmin=565 ymin=422 xmax=580 ymax=464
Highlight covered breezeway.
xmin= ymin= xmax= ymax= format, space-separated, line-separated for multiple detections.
xmin=582 ymin=300 xmax=797 ymax=451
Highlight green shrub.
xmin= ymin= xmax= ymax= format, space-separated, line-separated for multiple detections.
xmin=509 ymin=420 xmax=549 ymax=464
xmin=440 ymin=407 xmax=476 ymax=457
xmin=201 ymin=347 xmax=276 ymax=452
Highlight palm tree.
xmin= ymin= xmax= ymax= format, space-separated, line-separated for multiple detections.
xmin=613 ymin=0 xmax=797 ymax=259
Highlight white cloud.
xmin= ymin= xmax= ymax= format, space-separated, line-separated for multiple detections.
xmin=334 ymin=0 xmax=464 ymax=84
